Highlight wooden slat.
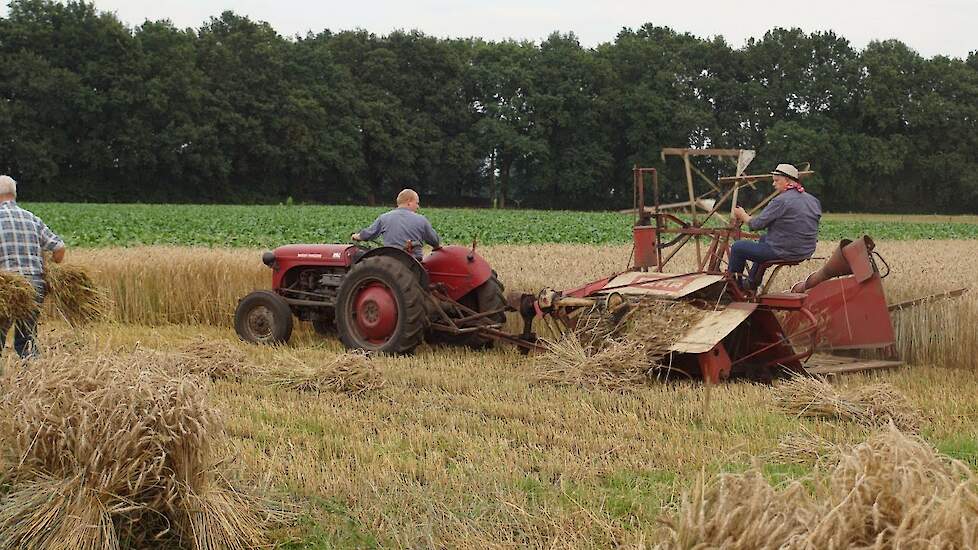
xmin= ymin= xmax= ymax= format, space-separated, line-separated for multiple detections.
xmin=661 ymin=148 xmax=744 ymax=157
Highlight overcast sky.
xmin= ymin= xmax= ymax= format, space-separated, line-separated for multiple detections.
xmin=2 ymin=0 xmax=974 ymax=59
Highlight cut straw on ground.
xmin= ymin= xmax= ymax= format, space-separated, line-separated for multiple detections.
xmin=264 ymin=350 xmax=385 ymax=395
xmin=174 ymin=336 xmax=256 ymax=381
xmin=773 ymin=374 xmax=921 ymax=431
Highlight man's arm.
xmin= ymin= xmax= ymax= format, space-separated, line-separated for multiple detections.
xmin=743 ymin=198 xmax=786 ymax=231
xmin=353 ymin=215 xmax=384 ymax=242
xmin=422 ymin=218 xmax=441 ymax=249
xmin=38 ymin=219 xmax=66 ymax=263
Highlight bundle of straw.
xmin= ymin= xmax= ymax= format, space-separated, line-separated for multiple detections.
xmin=657 ymin=470 xmax=816 ymax=549
xmin=657 ymin=426 xmax=978 ymax=549
xmin=0 ymin=352 xmax=282 ymax=548
xmin=43 ymin=261 xmax=111 ymax=326
xmin=773 ymin=375 xmax=921 ymax=431
xmin=533 ymin=298 xmax=706 ymax=389
xmin=533 ymin=334 xmax=655 ymax=390
xmin=265 ymin=350 xmax=385 ymax=395
xmin=0 ymin=271 xmax=38 ymax=325
xmin=175 ymin=336 xmax=255 ymax=381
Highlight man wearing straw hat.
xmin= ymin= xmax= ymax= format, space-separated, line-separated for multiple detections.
xmin=728 ymin=163 xmax=821 ymax=290
xmin=0 ymin=175 xmax=66 ymax=358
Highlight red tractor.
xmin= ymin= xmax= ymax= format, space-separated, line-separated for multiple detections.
xmin=234 ymin=243 xmax=510 ymax=353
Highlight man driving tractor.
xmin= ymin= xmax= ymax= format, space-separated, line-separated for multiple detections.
xmin=351 ymin=188 xmax=441 ymax=260
xmin=729 ymin=163 xmax=821 ymax=289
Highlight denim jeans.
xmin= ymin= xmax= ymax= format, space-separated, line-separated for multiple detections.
xmin=728 ymin=238 xmax=780 ymax=288
xmin=1 ymin=279 xmax=45 ymax=359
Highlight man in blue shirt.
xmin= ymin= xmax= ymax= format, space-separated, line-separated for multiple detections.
xmin=351 ymin=189 xmax=441 ymax=260
xmin=729 ymin=164 xmax=821 ymax=289
xmin=0 ymin=175 xmax=67 ymax=358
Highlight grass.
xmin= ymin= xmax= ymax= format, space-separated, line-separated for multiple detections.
xmin=22 ymin=202 xmax=978 ymax=248
xmin=16 ymin=320 xmax=976 ymax=548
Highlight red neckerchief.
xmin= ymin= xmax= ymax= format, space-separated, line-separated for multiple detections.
xmin=785 ymin=181 xmax=805 ymax=193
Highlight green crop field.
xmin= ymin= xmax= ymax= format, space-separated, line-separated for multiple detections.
xmin=26 ymin=202 xmax=978 ymax=248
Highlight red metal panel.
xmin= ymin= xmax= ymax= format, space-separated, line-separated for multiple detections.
xmin=422 ymin=245 xmax=492 ymax=301
xmin=842 ymin=237 xmax=875 ymax=283
xmin=787 ymin=274 xmax=895 ymax=350
xmin=633 ymin=226 xmax=658 ymax=268
xmin=697 ymin=342 xmax=732 ymax=383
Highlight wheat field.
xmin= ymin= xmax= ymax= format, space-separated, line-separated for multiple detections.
xmin=3 ymin=239 xmax=966 ymax=547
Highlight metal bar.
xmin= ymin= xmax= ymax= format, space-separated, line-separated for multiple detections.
xmin=282 ymin=297 xmax=333 ymax=307
xmin=887 ymin=288 xmax=969 ymax=311
xmin=453 ymin=308 xmax=509 ymax=325
xmin=429 ymin=323 xmax=484 ymax=334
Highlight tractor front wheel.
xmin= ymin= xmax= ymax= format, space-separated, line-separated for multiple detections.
xmin=335 ymin=256 xmax=427 ymax=354
xmin=234 ymin=290 xmax=294 ymax=344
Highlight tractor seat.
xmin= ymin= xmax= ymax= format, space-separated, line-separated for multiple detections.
xmin=757 ymin=257 xmax=808 ymax=271
xmin=759 ymin=292 xmax=807 ymax=309
xmin=752 ymin=256 xmax=811 ymax=294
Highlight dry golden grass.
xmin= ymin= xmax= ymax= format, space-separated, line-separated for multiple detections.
xmin=658 ymin=426 xmax=978 ymax=549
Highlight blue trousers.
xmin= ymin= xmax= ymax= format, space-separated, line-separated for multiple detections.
xmin=728 ymin=239 xmax=780 ymax=287
xmin=1 ymin=280 xmax=45 ymax=359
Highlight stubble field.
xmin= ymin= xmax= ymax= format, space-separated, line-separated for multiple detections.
xmin=16 ymin=235 xmax=977 ymax=548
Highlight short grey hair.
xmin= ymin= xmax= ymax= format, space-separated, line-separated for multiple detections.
xmin=0 ymin=176 xmax=16 ymax=197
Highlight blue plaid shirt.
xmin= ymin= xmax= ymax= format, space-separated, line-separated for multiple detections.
xmin=0 ymin=201 xmax=64 ymax=280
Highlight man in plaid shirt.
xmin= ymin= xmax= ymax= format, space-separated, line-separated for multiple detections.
xmin=0 ymin=175 xmax=66 ymax=358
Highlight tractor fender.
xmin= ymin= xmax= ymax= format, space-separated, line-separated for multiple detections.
xmin=421 ymin=245 xmax=493 ymax=301
xmin=357 ymin=246 xmax=430 ymax=288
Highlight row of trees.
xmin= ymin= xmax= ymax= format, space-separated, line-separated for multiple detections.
xmin=1 ymin=0 xmax=976 ymax=212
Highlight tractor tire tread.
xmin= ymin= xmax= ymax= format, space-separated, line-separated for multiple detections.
xmin=337 ymin=256 xmax=427 ymax=354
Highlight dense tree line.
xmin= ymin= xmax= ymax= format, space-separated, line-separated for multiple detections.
xmin=1 ymin=0 xmax=976 ymax=212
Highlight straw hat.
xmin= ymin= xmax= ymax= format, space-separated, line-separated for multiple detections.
xmin=771 ymin=163 xmax=800 ymax=181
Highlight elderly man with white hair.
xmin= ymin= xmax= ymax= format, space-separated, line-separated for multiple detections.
xmin=728 ymin=163 xmax=822 ymax=290
xmin=351 ymin=188 xmax=441 ymax=260
xmin=0 ymin=175 xmax=66 ymax=358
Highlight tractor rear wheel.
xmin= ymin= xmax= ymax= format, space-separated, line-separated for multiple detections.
xmin=439 ymin=273 xmax=507 ymax=349
xmin=234 ymin=290 xmax=294 ymax=344
xmin=335 ymin=256 xmax=427 ymax=354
